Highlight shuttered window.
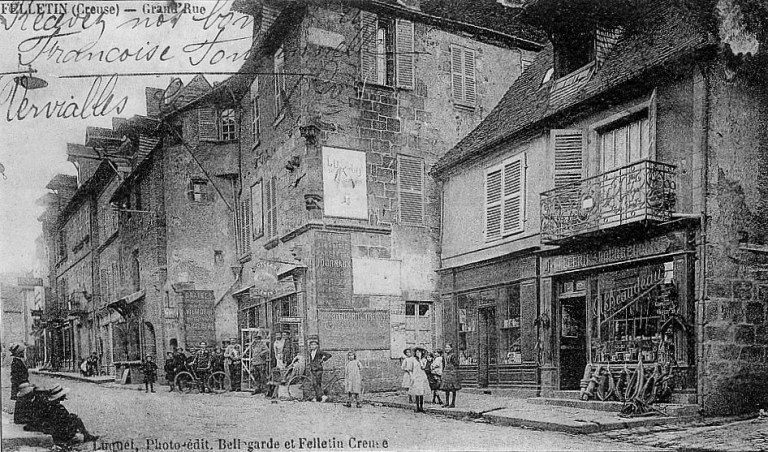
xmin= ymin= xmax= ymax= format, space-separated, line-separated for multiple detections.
xmin=485 ymin=153 xmax=526 ymax=242
xmin=552 ymin=129 xmax=584 ymax=188
xmin=198 ymin=107 xmax=218 ymax=141
xmin=251 ymin=77 xmax=260 ymax=144
xmin=237 ymin=197 xmax=251 ymax=256
xmin=451 ymin=45 xmax=476 ymax=106
xmin=599 ymin=115 xmax=650 ymax=172
xmin=359 ymin=13 xmax=414 ymax=89
xmin=397 ymin=155 xmax=424 ymax=225
xmin=395 ymin=19 xmax=414 ymax=89
xmin=264 ymin=177 xmax=278 ymax=240
xmin=274 ymin=47 xmax=286 ymax=116
xmin=250 ymin=180 xmax=263 ymax=240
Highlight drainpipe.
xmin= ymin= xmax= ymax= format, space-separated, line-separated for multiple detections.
xmin=695 ymin=63 xmax=710 ymax=410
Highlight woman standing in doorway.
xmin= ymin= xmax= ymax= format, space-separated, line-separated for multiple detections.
xmin=440 ymin=343 xmax=461 ymax=408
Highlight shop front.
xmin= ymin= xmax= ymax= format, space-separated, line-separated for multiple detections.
xmin=539 ymin=230 xmax=697 ymax=399
xmin=441 ymin=255 xmax=539 ymax=389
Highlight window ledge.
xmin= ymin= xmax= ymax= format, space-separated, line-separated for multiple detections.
xmin=357 ymin=81 xmax=396 ymax=92
xmin=264 ymin=238 xmax=280 ymax=250
xmin=453 ymin=103 xmax=476 ymax=113
xmin=238 ymin=253 xmax=252 ymax=264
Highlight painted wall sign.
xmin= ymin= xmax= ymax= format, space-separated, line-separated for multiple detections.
xmin=541 ymin=231 xmax=688 ymax=276
xmin=182 ymin=290 xmax=216 ymax=347
xmin=322 ymin=146 xmax=368 ymax=219
xmin=315 ymin=231 xmax=353 ymax=307
xmin=318 ymin=309 xmax=390 ymax=350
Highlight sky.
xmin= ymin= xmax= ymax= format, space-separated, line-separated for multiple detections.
xmin=0 ymin=0 xmax=253 ymax=275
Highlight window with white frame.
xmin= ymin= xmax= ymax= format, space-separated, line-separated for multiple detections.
xmin=220 ymin=109 xmax=237 ymax=141
xmin=360 ymin=12 xmax=414 ymax=89
xmin=598 ymin=111 xmax=651 ymax=172
xmin=451 ymin=45 xmax=477 ymax=107
xmin=250 ymin=77 xmax=260 ymax=145
xmin=274 ymin=47 xmax=286 ymax=117
xmin=405 ymin=302 xmax=432 ymax=350
xmin=485 ymin=153 xmax=526 ymax=241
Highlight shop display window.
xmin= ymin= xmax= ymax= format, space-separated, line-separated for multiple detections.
xmin=590 ymin=261 xmax=681 ymax=364
xmin=500 ymin=284 xmax=522 ymax=364
xmin=457 ymin=293 xmax=477 ymax=365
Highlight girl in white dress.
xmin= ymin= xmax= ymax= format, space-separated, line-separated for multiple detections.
xmin=401 ymin=348 xmax=414 ymax=403
xmin=408 ymin=348 xmax=431 ymax=413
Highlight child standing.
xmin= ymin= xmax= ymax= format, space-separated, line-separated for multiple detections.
xmin=401 ymin=348 xmax=414 ymax=403
xmin=409 ymin=348 xmax=431 ymax=413
xmin=428 ymin=350 xmax=444 ymax=405
xmin=344 ymin=350 xmax=363 ymax=408
xmin=142 ymin=355 xmax=158 ymax=393
xmin=164 ymin=352 xmax=176 ymax=392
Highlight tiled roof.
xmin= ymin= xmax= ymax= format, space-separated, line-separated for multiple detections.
xmin=432 ymin=2 xmax=717 ymax=175
xmin=420 ymin=0 xmax=547 ymax=44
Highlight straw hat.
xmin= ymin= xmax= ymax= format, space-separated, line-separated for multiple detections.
xmin=17 ymin=383 xmax=35 ymax=398
xmin=48 ymin=386 xmax=70 ymax=401
xmin=9 ymin=343 xmax=25 ymax=355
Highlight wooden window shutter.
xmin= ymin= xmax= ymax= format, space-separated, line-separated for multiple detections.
xmin=648 ymin=89 xmax=657 ymax=159
xmin=450 ymin=46 xmax=463 ymax=101
xmin=395 ymin=19 xmax=414 ymax=89
xmin=551 ymin=129 xmax=584 ymax=188
xmin=264 ymin=177 xmax=272 ymax=238
xmin=397 ymin=155 xmax=424 ymax=225
xmin=360 ymin=11 xmax=378 ymax=83
xmin=502 ymin=153 xmax=525 ymax=235
xmin=198 ymin=107 xmax=218 ymax=141
xmin=463 ymin=49 xmax=476 ymax=105
xmin=485 ymin=165 xmax=503 ymax=241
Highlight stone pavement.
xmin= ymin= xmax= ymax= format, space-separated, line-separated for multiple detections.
xmin=364 ymin=391 xmax=691 ymax=434
xmin=1 ymin=412 xmax=53 ymax=449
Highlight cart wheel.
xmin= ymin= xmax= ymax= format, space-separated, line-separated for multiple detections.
xmin=287 ymin=375 xmax=308 ymax=400
xmin=175 ymin=371 xmax=195 ymax=394
xmin=327 ymin=378 xmax=346 ymax=401
xmin=208 ymin=371 xmax=230 ymax=393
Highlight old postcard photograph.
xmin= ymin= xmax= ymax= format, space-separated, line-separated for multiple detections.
xmin=1 ymin=0 xmax=767 ymax=450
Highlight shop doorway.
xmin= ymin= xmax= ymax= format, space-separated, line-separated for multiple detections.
xmin=478 ymin=306 xmax=497 ymax=387
xmin=559 ymin=296 xmax=587 ymax=390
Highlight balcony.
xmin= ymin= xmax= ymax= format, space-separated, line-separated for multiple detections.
xmin=540 ymin=160 xmax=676 ymax=244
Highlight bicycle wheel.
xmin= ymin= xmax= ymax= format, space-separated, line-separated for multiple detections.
xmin=287 ymin=375 xmax=309 ymax=400
xmin=327 ymin=378 xmax=346 ymax=402
xmin=175 ymin=371 xmax=195 ymax=394
xmin=208 ymin=371 xmax=231 ymax=393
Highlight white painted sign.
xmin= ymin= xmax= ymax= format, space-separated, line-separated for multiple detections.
xmin=352 ymin=258 xmax=401 ymax=295
xmin=322 ymin=147 xmax=368 ymax=219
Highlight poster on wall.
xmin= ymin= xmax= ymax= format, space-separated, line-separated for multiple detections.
xmin=322 ymin=146 xmax=368 ymax=219
xmin=182 ymin=290 xmax=216 ymax=348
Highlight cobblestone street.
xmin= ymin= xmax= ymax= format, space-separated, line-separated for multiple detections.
xmin=2 ymin=374 xmax=641 ymax=452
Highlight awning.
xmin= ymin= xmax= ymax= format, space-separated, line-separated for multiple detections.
xmin=107 ymin=289 xmax=145 ymax=318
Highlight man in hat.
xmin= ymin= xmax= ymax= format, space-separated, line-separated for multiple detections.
xmin=307 ymin=338 xmax=332 ymax=402
xmin=13 ymin=383 xmax=36 ymax=425
xmin=9 ymin=343 xmax=28 ymax=400
xmin=43 ymin=386 xmax=99 ymax=444
xmin=250 ymin=335 xmax=269 ymax=394
xmin=191 ymin=341 xmax=212 ymax=393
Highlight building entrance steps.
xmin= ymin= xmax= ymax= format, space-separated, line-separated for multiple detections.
xmin=364 ymin=391 xmax=700 ymax=434
xmin=30 ymin=368 xmax=115 ymax=384
xmin=1 ymin=412 xmax=53 ymax=449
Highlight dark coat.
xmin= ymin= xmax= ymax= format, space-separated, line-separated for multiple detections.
xmin=308 ymin=350 xmax=332 ymax=372
xmin=45 ymin=402 xmax=79 ymax=442
xmin=13 ymin=392 xmax=36 ymax=425
xmin=142 ymin=361 xmax=158 ymax=382
xmin=10 ymin=356 xmax=29 ymax=400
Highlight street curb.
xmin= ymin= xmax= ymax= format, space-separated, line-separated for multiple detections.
xmin=365 ymin=398 xmax=702 ymax=434
xmin=30 ymin=369 xmax=114 ymax=384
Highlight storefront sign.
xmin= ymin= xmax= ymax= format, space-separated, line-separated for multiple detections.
xmin=322 ymin=146 xmax=368 ymax=219
xmin=453 ymin=256 xmax=536 ymax=293
xmin=541 ymin=232 xmax=687 ymax=276
xmin=17 ymin=277 xmax=43 ymax=287
xmin=315 ymin=231 xmax=352 ymax=307
xmin=317 ymin=310 xmax=389 ymax=350
xmin=182 ymin=290 xmax=216 ymax=346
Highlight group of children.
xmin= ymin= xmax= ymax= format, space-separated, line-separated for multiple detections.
xmin=401 ymin=343 xmax=461 ymax=412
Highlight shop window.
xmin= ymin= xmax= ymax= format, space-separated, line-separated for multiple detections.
xmin=590 ymin=261 xmax=683 ymax=364
xmin=405 ymin=302 xmax=431 ymax=350
xmin=277 ymin=293 xmax=298 ymax=318
xmin=457 ymin=293 xmax=477 ymax=365
xmin=500 ymin=284 xmax=522 ymax=364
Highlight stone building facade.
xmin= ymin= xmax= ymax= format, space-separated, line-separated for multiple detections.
xmin=433 ymin=0 xmax=768 ymax=415
xmin=225 ymin=0 xmax=544 ymax=391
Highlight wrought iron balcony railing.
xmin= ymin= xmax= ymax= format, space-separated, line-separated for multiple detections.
xmin=540 ymin=160 xmax=676 ymax=244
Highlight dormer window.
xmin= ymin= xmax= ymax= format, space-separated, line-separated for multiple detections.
xmin=553 ymin=29 xmax=595 ymax=78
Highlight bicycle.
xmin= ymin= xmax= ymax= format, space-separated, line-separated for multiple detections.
xmin=287 ymin=368 xmax=345 ymax=401
xmin=174 ymin=361 xmax=230 ymax=394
